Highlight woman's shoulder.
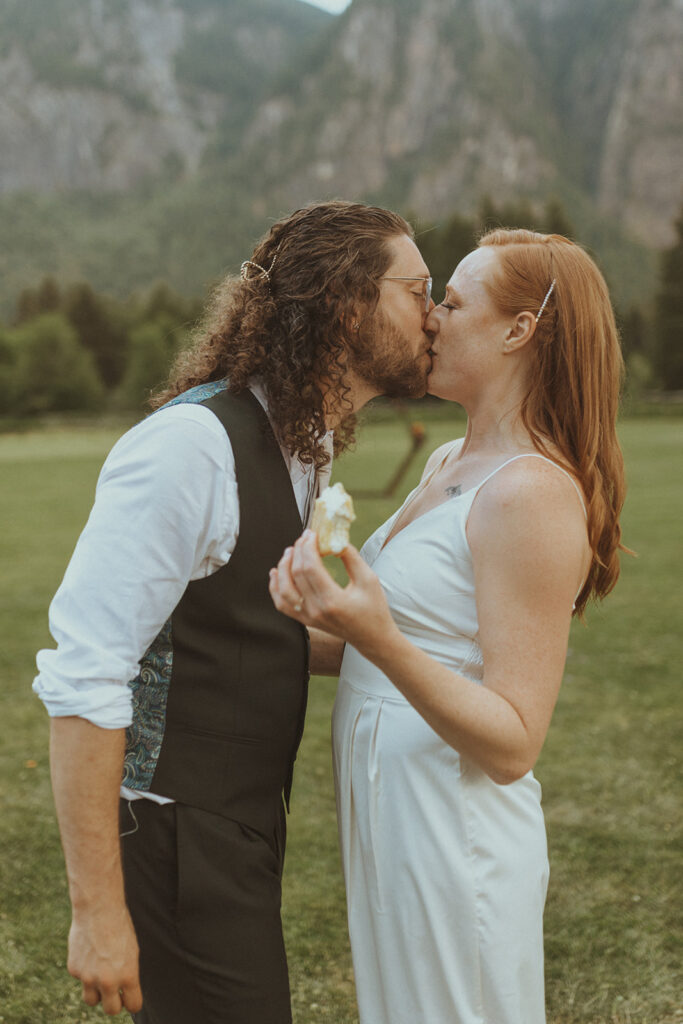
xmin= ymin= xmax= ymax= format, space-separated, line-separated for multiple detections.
xmin=469 ymin=454 xmax=588 ymax=540
xmin=466 ymin=454 xmax=591 ymax=613
xmin=419 ymin=437 xmax=465 ymax=482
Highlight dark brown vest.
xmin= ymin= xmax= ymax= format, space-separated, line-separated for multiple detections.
xmin=149 ymin=389 xmax=310 ymax=836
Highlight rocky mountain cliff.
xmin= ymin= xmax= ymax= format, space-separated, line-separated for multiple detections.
xmin=239 ymin=0 xmax=682 ymax=246
xmin=0 ymin=0 xmax=331 ymax=192
xmin=0 ymin=0 xmax=680 ymax=312
xmin=596 ymin=0 xmax=683 ymax=243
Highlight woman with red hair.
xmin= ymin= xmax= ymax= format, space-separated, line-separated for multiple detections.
xmin=270 ymin=230 xmax=626 ymax=1024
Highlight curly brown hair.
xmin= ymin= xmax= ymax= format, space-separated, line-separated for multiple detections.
xmin=151 ymin=200 xmax=413 ymax=470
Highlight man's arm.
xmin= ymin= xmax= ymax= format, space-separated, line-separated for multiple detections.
xmin=50 ymin=718 xmax=143 ymax=1016
xmin=36 ymin=406 xmax=238 ymax=1013
xmin=307 ymin=626 xmax=345 ymax=675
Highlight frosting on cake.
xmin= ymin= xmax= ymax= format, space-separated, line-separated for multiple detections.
xmin=311 ymin=482 xmax=356 ymax=555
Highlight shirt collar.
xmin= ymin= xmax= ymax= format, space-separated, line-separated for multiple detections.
xmin=248 ymin=380 xmax=333 ymax=486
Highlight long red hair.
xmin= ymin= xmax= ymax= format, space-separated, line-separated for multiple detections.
xmin=479 ymin=228 xmax=627 ymax=615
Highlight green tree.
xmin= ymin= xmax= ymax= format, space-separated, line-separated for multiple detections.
xmin=13 ymin=275 xmax=62 ymax=324
xmin=136 ymin=282 xmax=202 ymax=332
xmin=477 ymin=195 xmax=499 ymax=232
xmin=0 ymin=328 xmax=17 ymax=414
xmin=10 ymin=313 xmax=104 ymax=415
xmin=119 ymin=318 xmax=188 ymax=411
xmin=477 ymin=195 xmax=537 ymax=234
xmin=543 ymin=198 xmax=575 ymax=238
xmin=13 ymin=286 xmax=41 ymax=325
xmin=618 ymin=306 xmax=655 ymax=401
xmin=619 ymin=306 xmax=648 ymax=362
xmin=476 ymin=195 xmax=576 ymax=239
xmin=653 ymin=209 xmax=683 ymax=390
xmin=63 ymin=282 xmax=129 ymax=389
xmin=415 ymin=212 xmax=477 ymax=301
xmin=36 ymin=275 xmax=61 ymax=313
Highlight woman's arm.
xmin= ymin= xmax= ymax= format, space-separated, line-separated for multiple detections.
xmin=270 ymin=460 xmax=589 ymax=783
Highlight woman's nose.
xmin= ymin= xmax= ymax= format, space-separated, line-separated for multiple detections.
xmin=424 ymin=303 xmax=439 ymax=332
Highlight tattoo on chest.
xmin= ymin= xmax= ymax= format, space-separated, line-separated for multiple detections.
xmin=445 ymin=484 xmax=462 ymax=498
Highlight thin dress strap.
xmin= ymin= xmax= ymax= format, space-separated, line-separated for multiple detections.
xmin=473 ymin=453 xmax=587 ymax=519
xmin=426 ymin=438 xmax=464 ymax=484
xmin=406 ymin=439 xmax=464 ymax=504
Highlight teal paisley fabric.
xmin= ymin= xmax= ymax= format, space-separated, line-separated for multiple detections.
xmin=163 ymin=379 xmax=229 ymax=407
xmin=122 ymin=378 xmax=229 ymax=790
xmin=123 ymin=619 xmax=173 ymax=789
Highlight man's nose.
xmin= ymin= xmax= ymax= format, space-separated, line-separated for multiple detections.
xmin=423 ymin=302 xmax=439 ymax=332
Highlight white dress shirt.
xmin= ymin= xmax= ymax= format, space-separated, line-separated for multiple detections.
xmin=34 ymin=385 xmax=331 ymax=739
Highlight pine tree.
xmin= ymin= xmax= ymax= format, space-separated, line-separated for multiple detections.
xmin=13 ymin=287 xmax=40 ymax=325
xmin=543 ymin=199 xmax=574 ymax=239
xmin=653 ymin=209 xmax=683 ymax=390
xmin=416 ymin=212 xmax=476 ymax=303
xmin=620 ymin=306 xmax=647 ymax=361
xmin=63 ymin=282 xmax=129 ymax=389
xmin=36 ymin=275 xmax=61 ymax=314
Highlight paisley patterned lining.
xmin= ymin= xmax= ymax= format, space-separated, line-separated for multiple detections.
xmin=163 ymin=379 xmax=229 ymax=408
xmin=123 ymin=619 xmax=173 ymax=790
xmin=122 ymin=379 xmax=229 ymax=790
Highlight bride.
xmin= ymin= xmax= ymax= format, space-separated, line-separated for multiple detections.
xmin=270 ymin=228 xmax=626 ymax=1024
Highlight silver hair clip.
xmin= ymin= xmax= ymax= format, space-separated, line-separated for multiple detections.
xmin=535 ymin=278 xmax=556 ymax=321
xmin=240 ymin=254 xmax=278 ymax=283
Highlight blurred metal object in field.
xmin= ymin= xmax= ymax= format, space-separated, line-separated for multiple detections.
xmin=355 ymin=412 xmax=427 ymax=499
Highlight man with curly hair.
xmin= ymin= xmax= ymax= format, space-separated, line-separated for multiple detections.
xmin=34 ymin=200 xmax=433 ymax=1023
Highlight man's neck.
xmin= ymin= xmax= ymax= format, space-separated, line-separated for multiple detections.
xmin=323 ymin=372 xmax=381 ymax=429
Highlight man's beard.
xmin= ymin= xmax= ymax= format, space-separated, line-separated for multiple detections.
xmin=351 ymin=312 xmax=429 ymax=398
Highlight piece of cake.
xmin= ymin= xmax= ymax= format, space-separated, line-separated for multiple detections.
xmin=311 ymin=482 xmax=356 ymax=556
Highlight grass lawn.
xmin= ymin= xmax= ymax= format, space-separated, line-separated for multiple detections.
xmin=0 ymin=414 xmax=681 ymax=1023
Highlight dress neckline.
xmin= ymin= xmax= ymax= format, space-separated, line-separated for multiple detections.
xmin=379 ymin=445 xmax=587 ymax=556
xmin=378 ymin=439 xmax=462 ymax=554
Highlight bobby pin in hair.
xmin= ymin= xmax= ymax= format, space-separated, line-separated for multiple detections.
xmin=536 ymin=279 xmax=556 ymax=321
xmin=240 ymin=253 xmax=278 ymax=282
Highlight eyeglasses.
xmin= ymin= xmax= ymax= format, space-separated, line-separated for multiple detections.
xmin=381 ymin=276 xmax=433 ymax=312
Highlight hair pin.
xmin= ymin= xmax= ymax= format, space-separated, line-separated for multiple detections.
xmin=240 ymin=254 xmax=278 ymax=283
xmin=536 ymin=279 xmax=556 ymax=321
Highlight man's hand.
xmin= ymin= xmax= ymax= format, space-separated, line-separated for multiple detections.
xmin=68 ymin=903 xmax=143 ymax=1016
xmin=50 ymin=718 xmax=143 ymax=1015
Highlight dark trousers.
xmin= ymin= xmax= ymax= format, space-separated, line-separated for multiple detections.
xmin=120 ymin=798 xmax=291 ymax=1024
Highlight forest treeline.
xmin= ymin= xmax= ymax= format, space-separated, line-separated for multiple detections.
xmin=0 ymin=280 xmax=202 ymax=418
xmin=1 ymin=199 xmax=681 ymax=420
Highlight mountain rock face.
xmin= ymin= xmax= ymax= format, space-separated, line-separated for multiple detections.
xmin=597 ymin=0 xmax=683 ymax=244
xmin=0 ymin=0 xmax=680 ymax=308
xmin=245 ymin=0 xmax=560 ymax=216
xmin=0 ymin=0 xmax=209 ymax=192
xmin=241 ymin=0 xmax=683 ymax=245
xmin=0 ymin=0 xmax=330 ymax=192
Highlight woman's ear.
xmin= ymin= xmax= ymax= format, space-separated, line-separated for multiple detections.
xmin=503 ymin=311 xmax=537 ymax=354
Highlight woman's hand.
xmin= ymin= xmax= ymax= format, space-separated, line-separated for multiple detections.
xmin=269 ymin=531 xmax=400 ymax=660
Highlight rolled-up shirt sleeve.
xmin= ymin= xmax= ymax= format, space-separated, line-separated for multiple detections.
xmin=33 ymin=404 xmax=239 ymax=729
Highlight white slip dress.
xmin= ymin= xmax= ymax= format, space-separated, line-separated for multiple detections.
xmin=332 ymin=442 xmax=587 ymax=1024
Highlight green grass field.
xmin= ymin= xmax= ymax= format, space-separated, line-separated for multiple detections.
xmin=0 ymin=415 xmax=681 ymax=1024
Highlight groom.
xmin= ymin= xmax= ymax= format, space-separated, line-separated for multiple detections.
xmin=34 ymin=200 xmax=433 ymax=1023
